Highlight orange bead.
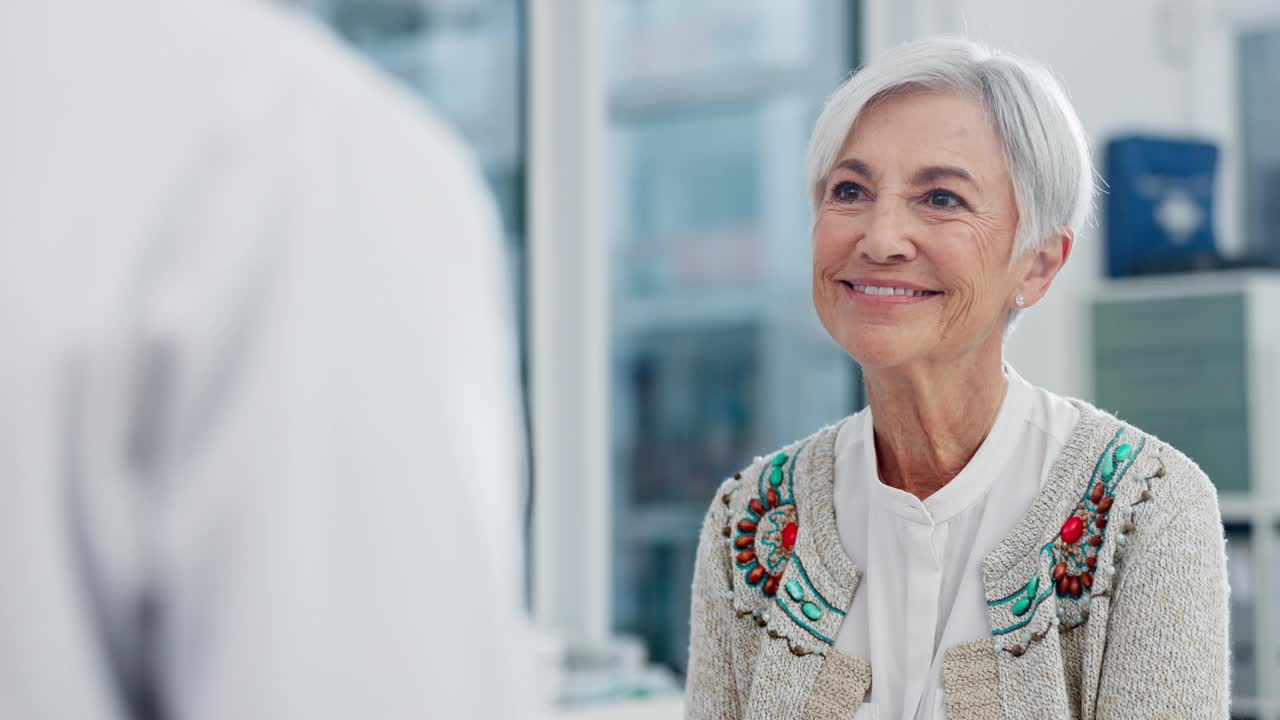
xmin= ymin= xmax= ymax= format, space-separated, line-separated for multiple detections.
xmin=763 ymin=575 xmax=780 ymax=597
xmin=1090 ymin=483 xmax=1105 ymax=503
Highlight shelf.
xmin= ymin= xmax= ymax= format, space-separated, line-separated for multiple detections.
xmin=1098 ymin=268 xmax=1280 ymax=299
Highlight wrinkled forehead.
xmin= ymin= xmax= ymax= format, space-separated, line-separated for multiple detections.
xmin=835 ymin=90 xmax=1013 ymax=190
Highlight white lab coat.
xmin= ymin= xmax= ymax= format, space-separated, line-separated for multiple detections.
xmin=0 ymin=0 xmax=534 ymax=717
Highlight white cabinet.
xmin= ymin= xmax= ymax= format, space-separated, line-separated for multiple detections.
xmin=1093 ymin=271 xmax=1280 ymax=719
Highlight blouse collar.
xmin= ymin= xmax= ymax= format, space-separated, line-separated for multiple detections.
xmin=859 ymin=365 xmax=1034 ymax=526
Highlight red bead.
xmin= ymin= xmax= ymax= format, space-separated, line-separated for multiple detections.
xmin=1086 ymin=556 xmax=1097 ymax=570
xmin=782 ymin=522 xmax=798 ymax=549
xmin=749 ymin=499 xmax=766 ymax=516
xmin=734 ymin=536 xmax=754 ymax=549
xmin=737 ymin=520 xmax=757 ymax=533
xmin=766 ymin=488 xmax=780 ymax=508
xmin=763 ymin=575 xmax=780 ymax=597
xmin=747 ymin=566 xmax=766 ymax=585
xmin=1060 ymin=516 xmax=1085 ymax=544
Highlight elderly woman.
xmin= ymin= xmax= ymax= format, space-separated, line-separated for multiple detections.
xmin=685 ymin=37 xmax=1229 ymax=720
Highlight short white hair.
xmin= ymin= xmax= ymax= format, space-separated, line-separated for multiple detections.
xmin=806 ymin=37 xmax=1095 ymax=261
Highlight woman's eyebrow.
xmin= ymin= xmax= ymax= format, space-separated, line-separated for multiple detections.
xmin=911 ymin=165 xmax=978 ymax=189
xmin=832 ymin=157 xmax=876 ymax=181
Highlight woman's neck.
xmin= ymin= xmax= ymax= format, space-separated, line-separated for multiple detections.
xmin=863 ymin=354 xmax=1008 ymax=501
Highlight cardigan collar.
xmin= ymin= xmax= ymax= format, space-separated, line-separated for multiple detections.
xmin=747 ymin=397 xmax=1162 ymax=717
xmin=722 ymin=399 xmax=1162 ymax=719
xmin=791 ymin=399 xmax=1141 ymax=617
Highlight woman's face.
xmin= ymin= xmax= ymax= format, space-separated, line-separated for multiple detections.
xmin=811 ymin=91 xmax=1028 ymax=371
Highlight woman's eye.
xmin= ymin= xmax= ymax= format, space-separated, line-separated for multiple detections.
xmin=831 ymin=181 xmax=867 ymax=203
xmin=925 ymin=189 xmax=966 ymax=210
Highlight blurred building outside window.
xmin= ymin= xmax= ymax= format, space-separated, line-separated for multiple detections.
xmin=606 ymin=0 xmax=861 ymax=680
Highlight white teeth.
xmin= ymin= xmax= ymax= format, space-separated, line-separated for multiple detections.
xmin=849 ymin=283 xmax=932 ymax=298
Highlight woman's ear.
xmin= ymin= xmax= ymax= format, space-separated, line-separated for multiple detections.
xmin=1013 ymin=227 xmax=1073 ymax=309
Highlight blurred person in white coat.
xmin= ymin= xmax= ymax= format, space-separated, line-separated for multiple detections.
xmin=0 ymin=0 xmax=536 ymax=717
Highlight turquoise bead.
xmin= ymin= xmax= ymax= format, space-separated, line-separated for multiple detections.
xmin=786 ymin=580 xmax=805 ymax=602
xmin=769 ymin=466 xmax=784 ymax=487
xmin=1012 ymin=596 xmax=1032 ymax=616
xmin=771 ymin=453 xmax=788 ymax=467
xmin=1101 ymin=453 xmax=1115 ymax=479
xmin=1026 ymin=576 xmax=1040 ymax=597
xmin=801 ymin=602 xmax=822 ymax=621
xmin=1115 ymin=443 xmax=1132 ymax=462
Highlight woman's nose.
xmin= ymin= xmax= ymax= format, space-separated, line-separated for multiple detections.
xmin=858 ymin=200 xmax=917 ymax=264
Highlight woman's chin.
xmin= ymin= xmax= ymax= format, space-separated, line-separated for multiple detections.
xmin=838 ymin=326 xmax=928 ymax=370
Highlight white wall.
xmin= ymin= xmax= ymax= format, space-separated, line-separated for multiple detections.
xmin=861 ymin=0 xmax=1242 ymax=399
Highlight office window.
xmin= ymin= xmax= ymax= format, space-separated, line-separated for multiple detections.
xmin=607 ymin=0 xmax=860 ymax=674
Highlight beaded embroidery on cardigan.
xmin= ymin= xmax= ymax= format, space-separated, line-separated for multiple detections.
xmin=985 ymin=428 xmax=1170 ymax=656
xmin=730 ymin=450 xmax=800 ymax=598
xmin=719 ymin=441 xmax=846 ymax=656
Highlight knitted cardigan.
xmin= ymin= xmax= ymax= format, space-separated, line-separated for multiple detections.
xmin=685 ymin=399 xmax=1230 ymax=719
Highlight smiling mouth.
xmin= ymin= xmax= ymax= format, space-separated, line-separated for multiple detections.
xmin=840 ymin=281 xmax=942 ymax=298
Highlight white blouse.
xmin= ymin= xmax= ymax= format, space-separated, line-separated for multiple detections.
xmin=833 ymin=366 xmax=1080 ymax=720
